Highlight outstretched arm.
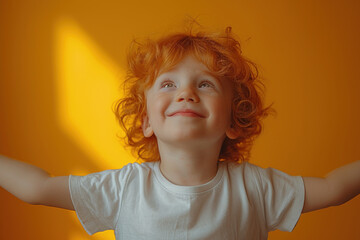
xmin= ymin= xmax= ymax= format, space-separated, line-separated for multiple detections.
xmin=302 ymin=160 xmax=360 ymax=213
xmin=0 ymin=154 xmax=74 ymax=210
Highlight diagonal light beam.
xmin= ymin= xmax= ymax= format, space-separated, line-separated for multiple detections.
xmin=54 ymin=17 xmax=134 ymax=172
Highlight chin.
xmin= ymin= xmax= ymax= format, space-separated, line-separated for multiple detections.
xmin=162 ymin=132 xmax=211 ymax=144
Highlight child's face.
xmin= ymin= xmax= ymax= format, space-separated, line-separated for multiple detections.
xmin=143 ymin=54 xmax=238 ymax=145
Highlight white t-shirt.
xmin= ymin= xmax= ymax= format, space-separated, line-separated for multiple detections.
xmin=69 ymin=161 xmax=304 ymax=240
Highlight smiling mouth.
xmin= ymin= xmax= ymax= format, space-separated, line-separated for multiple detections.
xmin=168 ymin=109 xmax=205 ymax=118
xmin=172 ymin=112 xmax=202 ymax=117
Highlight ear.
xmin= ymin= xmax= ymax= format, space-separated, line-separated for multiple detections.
xmin=142 ymin=114 xmax=154 ymax=138
xmin=226 ymin=127 xmax=239 ymax=140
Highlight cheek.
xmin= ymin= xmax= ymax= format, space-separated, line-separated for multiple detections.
xmin=212 ymin=98 xmax=233 ymax=125
xmin=147 ymin=95 xmax=170 ymax=122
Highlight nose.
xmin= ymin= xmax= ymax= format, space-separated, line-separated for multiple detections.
xmin=176 ymin=87 xmax=199 ymax=103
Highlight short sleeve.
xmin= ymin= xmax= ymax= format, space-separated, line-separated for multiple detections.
xmin=69 ymin=165 xmax=132 ymax=235
xmin=247 ymin=163 xmax=305 ymax=232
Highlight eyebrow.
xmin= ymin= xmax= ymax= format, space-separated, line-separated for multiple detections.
xmin=156 ymin=69 xmax=222 ymax=86
xmin=202 ymin=70 xmax=223 ymax=85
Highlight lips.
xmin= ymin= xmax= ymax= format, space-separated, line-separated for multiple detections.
xmin=168 ymin=109 xmax=205 ymax=118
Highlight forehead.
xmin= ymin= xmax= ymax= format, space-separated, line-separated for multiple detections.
xmin=156 ymin=55 xmax=218 ymax=81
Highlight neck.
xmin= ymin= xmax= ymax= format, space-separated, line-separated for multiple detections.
xmin=157 ymin=138 xmax=224 ymax=186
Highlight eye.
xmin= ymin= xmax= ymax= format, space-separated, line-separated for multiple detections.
xmin=161 ymin=81 xmax=176 ymax=88
xmin=199 ymin=81 xmax=215 ymax=88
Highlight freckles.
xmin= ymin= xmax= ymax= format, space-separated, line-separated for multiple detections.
xmin=212 ymin=98 xmax=227 ymax=111
xmin=214 ymin=99 xmax=232 ymax=123
xmin=153 ymin=96 xmax=169 ymax=118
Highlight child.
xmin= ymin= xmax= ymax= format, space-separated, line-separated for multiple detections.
xmin=1 ymin=25 xmax=360 ymax=240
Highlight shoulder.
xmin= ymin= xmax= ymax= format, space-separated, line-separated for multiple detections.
xmin=70 ymin=161 xmax=157 ymax=189
xmin=226 ymin=161 xmax=301 ymax=180
xmin=90 ymin=161 xmax=156 ymax=176
xmin=222 ymin=161 xmax=264 ymax=192
xmin=224 ymin=161 xmax=304 ymax=193
xmin=224 ymin=161 xmax=263 ymax=179
xmin=122 ymin=161 xmax=157 ymax=182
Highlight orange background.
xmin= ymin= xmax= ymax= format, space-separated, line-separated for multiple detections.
xmin=1 ymin=0 xmax=359 ymax=239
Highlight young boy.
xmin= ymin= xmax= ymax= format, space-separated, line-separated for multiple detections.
xmin=1 ymin=26 xmax=359 ymax=240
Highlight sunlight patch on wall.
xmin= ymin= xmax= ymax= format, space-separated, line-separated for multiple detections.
xmin=54 ymin=17 xmax=134 ymax=170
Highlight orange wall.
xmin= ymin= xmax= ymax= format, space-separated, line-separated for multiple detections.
xmin=1 ymin=1 xmax=359 ymax=239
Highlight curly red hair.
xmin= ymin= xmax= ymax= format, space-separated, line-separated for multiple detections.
xmin=113 ymin=25 xmax=273 ymax=163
